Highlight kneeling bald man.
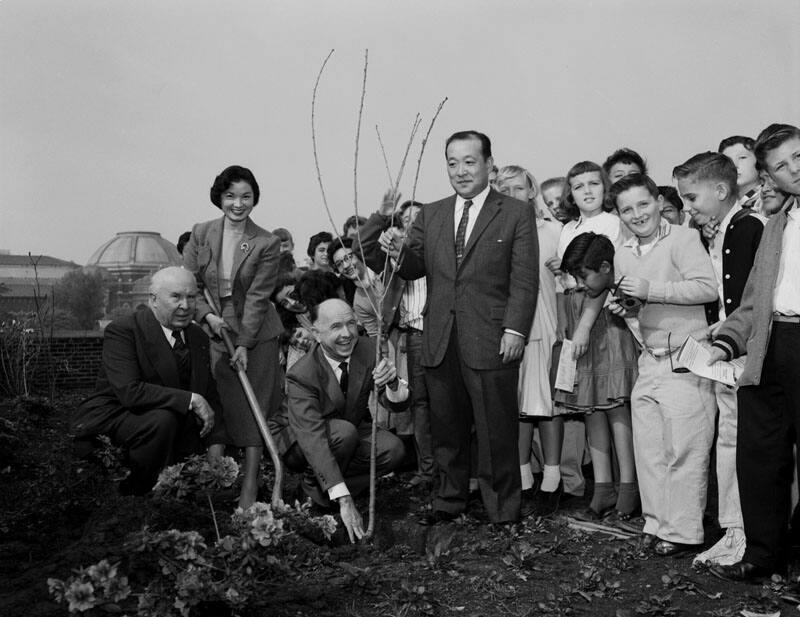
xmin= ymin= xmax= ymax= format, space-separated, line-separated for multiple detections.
xmin=73 ymin=267 xmax=218 ymax=494
xmin=270 ymin=298 xmax=408 ymax=542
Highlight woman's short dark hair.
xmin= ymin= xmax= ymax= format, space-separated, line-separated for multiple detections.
xmin=269 ymin=272 xmax=301 ymax=303
xmin=307 ymin=231 xmax=333 ymax=257
xmin=209 ymin=165 xmax=260 ymax=208
xmin=296 ymin=270 xmax=343 ymax=311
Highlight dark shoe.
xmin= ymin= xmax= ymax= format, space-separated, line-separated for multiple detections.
xmin=419 ymin=510 xmax=460 ymax=526
xmin=610 ymin=514 xmax=645 ymax=535
xmin=709 ymin=560 xmax=771 ymax=583
xmin=654 ymin=539 xmax=702 ymax=558
xmin=533 ymin=482 xmax=563 ymax=517
xmin=467 ymin=488 xmax=481 ymax=505
xmin=572 ymin=505 xmax=615 ymax=522
xmin=614 ymin=504 xmax=642 ymax=522
xmin=520 ymin=488 xmax=537 ymax=518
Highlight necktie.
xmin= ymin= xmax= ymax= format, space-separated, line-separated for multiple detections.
xmin=171 ymin=330 xmax=191 ymax=390
xmin=455 ymin=199 xmax=472 ymax=267
xmin=338 ymin=361 xmax=349 ymax=398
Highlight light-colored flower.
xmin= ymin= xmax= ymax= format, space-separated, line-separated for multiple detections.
xmin=64 ymin=581 xmax=96 ymax=613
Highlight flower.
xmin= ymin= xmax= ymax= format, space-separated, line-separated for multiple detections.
xmin=47 ymin=578 xmax=66 ymax=602
xmin=250 ymin=512 xmax=285 ymax=547
xmin=173 ymin=530 xmax=206 ymax=561
xmin=313 ymin=514 xmax=338 ymax=539
xmin=87 ymin=559 xmax=115 ymax=582
xmin=64 ymin=581 xmax=96 ymax=613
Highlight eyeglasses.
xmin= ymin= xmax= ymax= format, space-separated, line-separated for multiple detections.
xmin=334 ymin=252 xmax=357 ymax=270
xmin=667 ymin=332 xmax=690 ymax=374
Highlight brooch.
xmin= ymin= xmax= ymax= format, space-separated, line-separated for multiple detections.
xmin=240 ymin=242 xmax=250 ymax=253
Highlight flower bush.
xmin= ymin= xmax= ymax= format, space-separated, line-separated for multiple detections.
xmin=47 ymin=559 xmax=131 ymax=614
xmin=153 ymin=454 xmax=240 ymax=500
xmin=49 ymin=452 xmax=337 ymax=616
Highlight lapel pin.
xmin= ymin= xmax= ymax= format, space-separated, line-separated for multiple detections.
xmin=240 ymin=242 xmax=250 ymax=253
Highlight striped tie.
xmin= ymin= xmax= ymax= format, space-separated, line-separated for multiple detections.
xmin=455 ymin=199 xmax=472 ymax=267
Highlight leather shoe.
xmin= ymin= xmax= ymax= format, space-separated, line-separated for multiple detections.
xmin=419 ymin=510 xmax=460 ymax=526
xmin=709 ymin=560 xmax=771 ymax=583
xmin=532 ymin=482 xmax=563 ymax=517
xmin=520 ymin=488 xmax=537 ymax=518
xmin=653 ymin=539 xmax=701 ymax=558
xmin=572 ymin=505 xmax=615 ymax=522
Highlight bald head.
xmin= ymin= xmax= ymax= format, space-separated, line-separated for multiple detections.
xmin=311 ymin=298 xmax=358 ymax=360
xmin=148 ymin=267 xmax=198 ymax=330
xmin=150 ymin=266 xmax=196 ymax=295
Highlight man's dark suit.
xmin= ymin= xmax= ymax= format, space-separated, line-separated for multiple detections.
xmin=269 ymin=338 xmax=405 ymax=503
xmin=398 ymin=189 xmax=538 ymax=522
xmin=73 ymin=308 xmax=219 ymax=493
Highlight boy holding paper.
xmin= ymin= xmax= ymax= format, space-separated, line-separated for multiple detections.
xmin=610 ymin=173 xmax=718 ymax=557
xmin=673 ymin=152 xmax=765 ymax=567
xmin=707 ymin=124 xmax=800 ymax=582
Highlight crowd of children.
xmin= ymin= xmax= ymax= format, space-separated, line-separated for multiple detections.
xmin=199 ymin=122 xmax=799 ymax=582
xmin=489 ymin=123 xmax=797 ymax=582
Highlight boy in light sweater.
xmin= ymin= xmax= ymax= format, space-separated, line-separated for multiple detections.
xmin=609 ymin=173 xmax=718 ymax=557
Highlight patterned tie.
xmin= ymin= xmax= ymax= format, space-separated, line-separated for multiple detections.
xmin=338 ymin=361 xmax=349 ymax=398
xmin=455 ymin=199 xmax=473 ymax=267
xmin=171 ymin=330 xmax=191 ymax=390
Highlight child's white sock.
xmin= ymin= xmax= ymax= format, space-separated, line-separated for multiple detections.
xmin=520 ymin=463 xmax=534 ymax=491
xmin=540 ymin=465 xmax=561 ymax=493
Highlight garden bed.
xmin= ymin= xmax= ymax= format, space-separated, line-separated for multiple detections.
xmin=0 ymin=393 xmax=795 ymax=617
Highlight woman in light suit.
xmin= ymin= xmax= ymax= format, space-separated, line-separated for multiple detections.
xmin=183 ymin=165 xmax=283 ymax=508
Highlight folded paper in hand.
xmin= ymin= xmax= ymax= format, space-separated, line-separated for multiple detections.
xmin=672 ymin=335 xmax=745 ymax=387
xmin=555 ymin=339 xmax=578 ymax=393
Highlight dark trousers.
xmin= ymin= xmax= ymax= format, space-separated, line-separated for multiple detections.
xmin=425 ymin=326 xmax=521 ymax=523
xmin=108 ymin=408 xmax=203 ymax=494
xmin=738 ymin=322 xmax=800 ymax=570
xmin=406 ymin=329 xmax=435 ymax=480
xmin=284 ymin=419 xmax=404 ymax=506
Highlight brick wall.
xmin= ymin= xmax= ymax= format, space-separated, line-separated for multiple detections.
xmin=0 ymin=330 xmax=105 ymax=394
xmin=43 ymin=331 xmax=104 ymax=390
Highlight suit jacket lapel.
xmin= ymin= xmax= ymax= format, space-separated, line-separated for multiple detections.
xmin=434 ymin=196 xmax=457 ymax=276
xmin=315 ymin=345 xmax=346 ymax=414
xmin=230 ymin=218 xmax=258 ymax=283
xmin=346 ymin=341 xmax=369 ymax=421
xmin=139 ymin=310 xmax=180 ymax=388
xmin=460 ymin=190 xmax=501 ymax=269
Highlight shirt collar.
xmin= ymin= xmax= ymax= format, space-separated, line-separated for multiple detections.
xmin=574 ymin=211 xmax=606 ymax=229
xmin=787 ymin=197 xmax=799 ymax=221
xmin=160 ymin=324 xmax=183 ymax=346
xmin=622 ymin=217 xmax=672 ymax=252
xmin=321 ymin=347 xmax=349 ymax=374
xmin=718 ymin=200 xmax=742 ymax=231
xmin=456 ymin=184 xmax=491 ymax=210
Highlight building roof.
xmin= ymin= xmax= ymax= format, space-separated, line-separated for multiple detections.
xmin=87 ymin=231 xmax=181 ymax=271
xmin=0 ymin=254 xmax=80 ymax=268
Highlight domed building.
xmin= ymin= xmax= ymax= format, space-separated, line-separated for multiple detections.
xmin=87 ymin=231 xmax=182 ymax=314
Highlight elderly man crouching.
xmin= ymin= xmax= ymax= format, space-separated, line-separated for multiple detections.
xmin=73 ymin=267 xmax=218 ymax=495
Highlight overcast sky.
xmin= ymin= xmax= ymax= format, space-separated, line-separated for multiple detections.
xmin=2 ymin=0 xmax=798 ymax=265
